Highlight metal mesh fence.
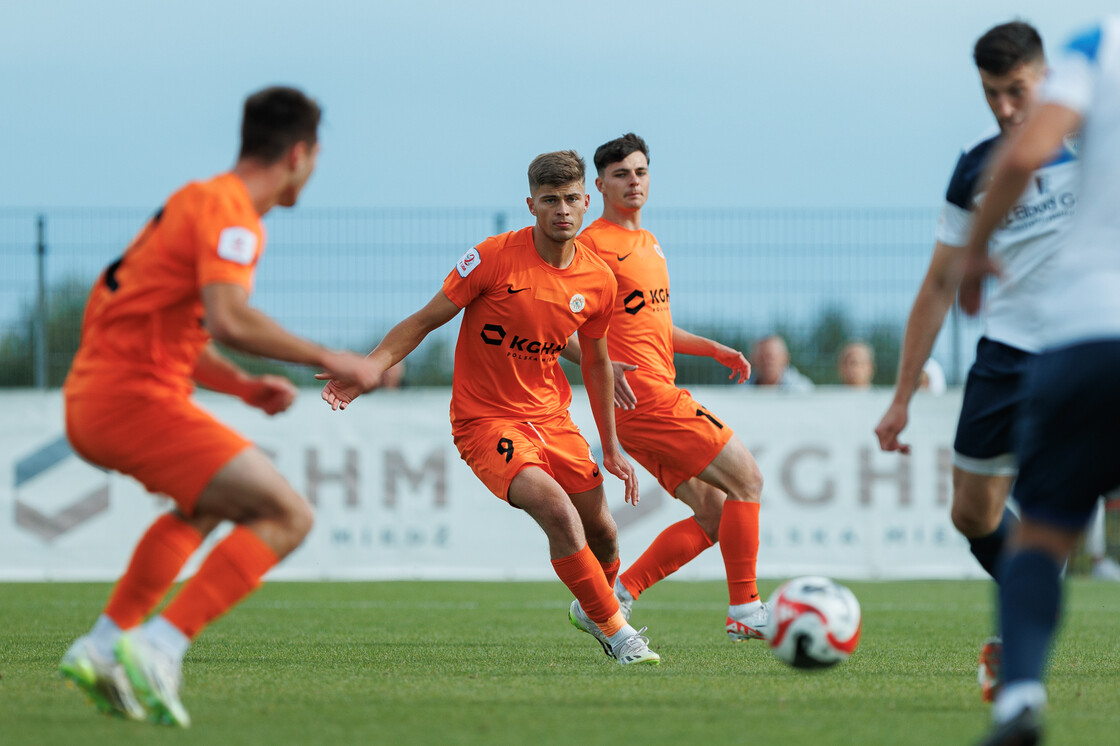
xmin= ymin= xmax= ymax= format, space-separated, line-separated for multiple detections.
xmin=0 ymin=207 xmax=981 ymax=388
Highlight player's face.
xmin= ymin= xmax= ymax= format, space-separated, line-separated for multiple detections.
xmin=278 ymin=141 xmax=320 ymax=208
xmin=527 ymin=181 xmax=590 ymax=244
xmin=979 ymin=61 xmax=1046 ymax=135
xmin=595 ymin=151 xmax=649 ymax=212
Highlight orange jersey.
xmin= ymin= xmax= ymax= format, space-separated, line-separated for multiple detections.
xmin=578 ymin=218 xmax=674 ymax=404
xmin=64 ymin=173 xmax=264 ymax=399
xmin=442 ymin=226 xmax=617 ymax=427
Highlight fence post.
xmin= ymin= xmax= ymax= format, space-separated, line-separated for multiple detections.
xmin=34 ymin=214 xmax=47 ymax=389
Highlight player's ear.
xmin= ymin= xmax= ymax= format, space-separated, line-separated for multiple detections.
xmin=526 ymin=196 xmax=536 ymax=216
xmin=594 ymin=176 xmax=605 ymax=194
xmin=287 ymin=141 xmax=308 ymax=171
xmin=583 ymin=192 xmax=590 ymax=208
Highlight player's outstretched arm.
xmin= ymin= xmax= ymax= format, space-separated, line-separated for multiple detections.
xmin=671 ymin=326 xmax=750 ymax=383
xmin=578 ymin=332 xmax=639 ymax=505
xmin=960 ymin=103 xmax=1082 ymax=314
xmin=192 ymin=342 xmax=297 ymax=415
xmin=320 ymin=290 xmax=462 ymax=411
xmin=201 ymin=282 xmax=381 ymax=392
xmin=875 ymin=241 xmax=964 ymax=455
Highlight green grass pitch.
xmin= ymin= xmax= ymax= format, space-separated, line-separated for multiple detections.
xmin=3 ymin=579 xmax=1119 ymax=745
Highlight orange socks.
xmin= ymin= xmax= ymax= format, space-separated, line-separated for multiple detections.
xmin=161 ymin=526 xmax=279 ymax=640
xmin=104 ymin=512 xmax=203 ymax=629
xmin=720 ymin=500 xmax=760 ymax=605
xmin=552 ymin=544 xmax=626 ymax=637
xmin=619 ymin=517 xmax=714 ymax=599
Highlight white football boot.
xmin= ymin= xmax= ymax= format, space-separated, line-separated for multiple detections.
xmin=726 ymin=602 xmax=771 ymax=641
xmin=568 ymin=599 xmax=613 ymax=657
xmin=115 ymin=630 xmax=191 ymax=727
xmin=59 ymin=635 xmax=147 ymax=721
xmin=612 ymin=628 xmax=661 ymax=666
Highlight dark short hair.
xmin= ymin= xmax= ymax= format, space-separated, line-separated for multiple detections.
xmin=238 ymin=86 xmax=321 ymax=163
xmin=527 ymin=150 xmax=585 ymax=194
xmin=593 ymin=133 xmax=649 ymax=175
xmin=974 ymin=22 xmax=1044 ymax=75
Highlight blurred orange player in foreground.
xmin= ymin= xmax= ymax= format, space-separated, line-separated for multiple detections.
xmin=60 ymin=86 xmax=381 ymax=727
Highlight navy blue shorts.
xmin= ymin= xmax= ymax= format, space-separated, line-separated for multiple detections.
xmin=1014 ymin=340 xmax=1120 ymax=531
xmin=953 ymin=338 xmax=1034 ymax=474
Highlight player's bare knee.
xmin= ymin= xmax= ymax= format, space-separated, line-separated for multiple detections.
xmin=741 ymin=459 xmax=764 ymax=501
xmin=950 ymin=499 xmax=996 ymax=538
xmin=723 ymin=459 xmax=763 ymax=503
xmin=285 ymin=497 xmax=315 ymax=542
xmin=584 ymin=519 xmax=618 ymax=557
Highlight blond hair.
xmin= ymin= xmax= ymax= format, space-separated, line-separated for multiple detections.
xmin=527 ymin=150 xmax=585 ymax=194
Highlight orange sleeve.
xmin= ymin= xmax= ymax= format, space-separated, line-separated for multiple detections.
xmin=195 ymin=191 xmax=262 ymax=292
xmin=442 ymin=237 xmax=500 ymax=308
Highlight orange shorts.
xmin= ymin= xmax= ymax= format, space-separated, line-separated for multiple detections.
xmin=617 ymin=387 xmax=734 ymax=496
xmin=65 ymin=393 xmax=252 ymax=514
xmin=452 ymin=413 xmax=603 ymax=501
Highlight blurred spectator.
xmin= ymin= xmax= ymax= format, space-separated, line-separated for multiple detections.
xmin=748 ymin=335 xmax=814 ymax=392
xmin=837 ymin=340 xmax=875 ymax=388
xmin=917 ymin=358 xmax=946 ymax=395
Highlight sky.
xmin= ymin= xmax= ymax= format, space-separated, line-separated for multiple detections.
xmin=3 ymin=0 xmax=1118 ymax=212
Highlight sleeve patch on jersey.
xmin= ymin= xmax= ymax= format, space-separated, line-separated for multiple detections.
xmin=456 ymin=247 xmax=481 ymax=278
xmin=216 ymin=226 xmax=259 ymax=266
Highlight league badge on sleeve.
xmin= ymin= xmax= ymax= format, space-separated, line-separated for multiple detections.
xmin=456 ymin=248 xmax=481 ymax=278
xmin=216 ymin=227 xmax=259 ymax=265
xmin=569 ymin=294 xmax=586 ymax=313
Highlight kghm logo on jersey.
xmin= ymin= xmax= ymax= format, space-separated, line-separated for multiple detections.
xmin=623 ymin=287 xmax=670 ymax=315
xmin=479 ymin=323 xmax=568 ymax=361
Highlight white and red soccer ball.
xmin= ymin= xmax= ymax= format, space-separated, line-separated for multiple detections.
xmin=767 ymin=576 xmax=862 ymax=669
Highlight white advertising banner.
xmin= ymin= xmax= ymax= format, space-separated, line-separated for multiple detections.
xmin=0 ymin=387 xmax=980 ymax=581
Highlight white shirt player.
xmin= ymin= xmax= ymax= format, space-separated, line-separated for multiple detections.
xmin=937 ymin=128 xmax=1078 ymax=354
xmin=1034 ymin=17 xmax=1120 ymax=349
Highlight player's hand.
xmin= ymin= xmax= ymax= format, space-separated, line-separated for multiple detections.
xmin=602 ymin=446 xmax=639 ymax=505
xmin=612 ymin=361 xmax=639 ymax=410
xmin=316 ymin=352 xmax=384 ymax=411
xmin=959 ymin=251 xmax=1001 ymax=316
xmin=874 ymin=401 xmax=911 ymax=455
xmin=319 ymin=378 xmax=362 ymax=411
xmin=714 ymin=346 xmax=751 ymax=383
xmin=241 ymin=374 xmax=297 ymax=415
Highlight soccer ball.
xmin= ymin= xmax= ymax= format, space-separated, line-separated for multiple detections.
xmin=767 ymin=576 xmax=862 ymax=669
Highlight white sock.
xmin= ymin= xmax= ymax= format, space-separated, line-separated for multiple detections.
xmin=729 ymin=600 xmax=763 ymax=619
xmin=607 ymin=623 xmax=639 ymax=651
xmin=89 ymin=614 xmax=122 ymax=660
xmin=993 ymin=681 xmax=1047 ymax=724
xmin=143 ymin=615 xmax=191 ymax=664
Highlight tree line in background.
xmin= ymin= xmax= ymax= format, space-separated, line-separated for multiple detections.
xmin=0 ymin=280 xmax=900 ymax=389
